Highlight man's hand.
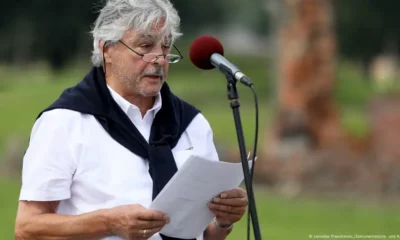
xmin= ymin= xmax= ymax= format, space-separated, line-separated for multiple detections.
xmin=106 ymin=204 xmax=170 ymax=239
xmin=208 ymin=188 xmax=248 ymax=228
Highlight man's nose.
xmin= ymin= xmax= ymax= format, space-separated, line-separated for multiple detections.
xmin=154 ymin=54 xmax=167 ymax=66
xmin=152 ymin=45 xmax=168 ymax=66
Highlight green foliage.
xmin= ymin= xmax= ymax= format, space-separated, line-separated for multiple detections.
xmin=340 ymin=109 xmax=370 ymax=139
xmin=336 ymin=0 xmax=400 ymax=65
xmin=2 ymin=0 xmax=400 ymax=71
xmin=0 ymin=179 xmax=21 ymax=239
xmin=334 ymin=61 xmax=374 ymax=107
xmin=1 ymin=0 xmax=268 ymax=69
xmin=333 ymin=61 xmax=379 ymax=139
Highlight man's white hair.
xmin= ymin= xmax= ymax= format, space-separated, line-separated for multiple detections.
xmin=90 ymin=0 xmax=182 ymax=67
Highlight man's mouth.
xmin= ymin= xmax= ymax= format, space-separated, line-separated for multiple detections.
xmin=143 ymin=75 xmax=163 ymax=80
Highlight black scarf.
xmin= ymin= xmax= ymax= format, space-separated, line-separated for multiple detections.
xmin=38 ymin=67 xmax=199 ymax=240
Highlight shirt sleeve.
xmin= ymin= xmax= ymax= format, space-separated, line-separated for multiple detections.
xmin=186 ymin=113 xmax=219 ymax=162
xmin=19 ymin=109 xmax=81 ymax=201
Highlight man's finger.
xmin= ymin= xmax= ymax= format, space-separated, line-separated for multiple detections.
xmin=138 ymin=210 xmax=168 ymax=221
xmin=218 ymin=188 xmax=246 ymax=199
xmin=210 ymin=209 xmax=242 ymax=219
xmin=211 ymin=197 xmax=248 ymax=207
xmin=209 ymin=203 xmax=246 ymax=215
xmin=134 ymin=219 xmax=169 ymax=230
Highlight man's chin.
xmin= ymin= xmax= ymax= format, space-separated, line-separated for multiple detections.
xmin=135 ymin=79 xmax=164 ymax=97
xmin=138 ymin=87 xmax=162 ymax=97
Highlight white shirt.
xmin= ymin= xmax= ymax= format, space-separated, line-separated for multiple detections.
xmin=19 ymin=86 xmax=219 ymax=240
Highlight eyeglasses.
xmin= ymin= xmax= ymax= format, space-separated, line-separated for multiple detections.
xmin=118 ymin=40 xmax=184 ymax=64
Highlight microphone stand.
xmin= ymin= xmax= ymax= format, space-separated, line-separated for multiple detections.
xmin=220 ymin=65 xmax=262 ymax=240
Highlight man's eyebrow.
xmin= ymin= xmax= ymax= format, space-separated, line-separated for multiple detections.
xmin=128 ymin=34 xmax=158 ymax=43
xmin=127 ymin=34 xmax=173 ymax=46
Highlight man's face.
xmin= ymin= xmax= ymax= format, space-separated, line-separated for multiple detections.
xmin=109 ymin=21 xmax=171 ymax=97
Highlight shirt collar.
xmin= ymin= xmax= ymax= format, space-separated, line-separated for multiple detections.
xmin=107 ymin=85 xmax=162 ymax=116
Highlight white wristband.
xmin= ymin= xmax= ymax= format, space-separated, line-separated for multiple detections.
xmin=213 ymin=217 xmax=233 ymax=230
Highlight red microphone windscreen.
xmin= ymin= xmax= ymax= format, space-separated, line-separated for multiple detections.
xmin=189 ymin=36 xmax=224 ymax=70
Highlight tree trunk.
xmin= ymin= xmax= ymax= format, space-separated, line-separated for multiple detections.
xmin=268 ymin=0 xmax=342 ymax=159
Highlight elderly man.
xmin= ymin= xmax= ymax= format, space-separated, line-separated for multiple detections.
xmin=15 ymin=0 xmax=248 ymax=239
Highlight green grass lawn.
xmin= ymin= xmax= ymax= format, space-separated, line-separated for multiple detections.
xmin=0 ymin=179 xmax=21 ymax=239
xmin=1 ymin=179 xmax=399 ymax=239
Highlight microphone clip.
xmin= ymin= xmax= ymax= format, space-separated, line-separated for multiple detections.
xmin=219 ymin=65 xmax=240 ymax=102
xmin=219 ymin=64 xmax=253 ymax=87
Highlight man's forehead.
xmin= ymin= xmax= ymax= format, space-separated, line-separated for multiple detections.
xmin=127 ymin=33 xmax=172 ymax=43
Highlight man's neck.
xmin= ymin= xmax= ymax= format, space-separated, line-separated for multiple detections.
xmin=106 ymin=79 xmax=155 ymax=118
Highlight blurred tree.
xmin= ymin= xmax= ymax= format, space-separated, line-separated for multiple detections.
xmin=0 ymin=0 xmax=227 ymax=70
xmin=7 ymin=0 xmax=400 ymax=71
xmin=267 ymin=0 xmax=343 ymax=159
xmin=335 ymin=0 xmax=400 ymax=74
xmin=219 ymin=0 xmax=270 ymax=36
xmin=0 ymin=0 xmax=98 ymax=70
xmin=31 ymin=1 xmax=97 ymax=70
xmin=172 ymin=0 xmax=226 ymax=35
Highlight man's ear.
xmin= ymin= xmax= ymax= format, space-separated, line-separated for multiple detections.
xmin=99 ymin=40 xmax=112 ymax=64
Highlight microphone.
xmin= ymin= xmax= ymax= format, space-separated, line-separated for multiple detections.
xmin=190 ymin=35 xmax=263 ymax=240
xmin=189 ymin=36 xmax=253 ymax=87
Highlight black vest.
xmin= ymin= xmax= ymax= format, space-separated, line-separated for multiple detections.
xmin=38 ymin=67 xmax=199 ymax=240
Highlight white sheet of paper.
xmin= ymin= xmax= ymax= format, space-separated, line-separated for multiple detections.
xmin=149 ymin=154 xmax=248 ymax=239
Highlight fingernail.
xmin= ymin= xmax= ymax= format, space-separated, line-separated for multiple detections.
xmin=213 ymin=198 xmax=220 ymax=203
xmin=221 ymin=193 xmax=227 ymax=198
